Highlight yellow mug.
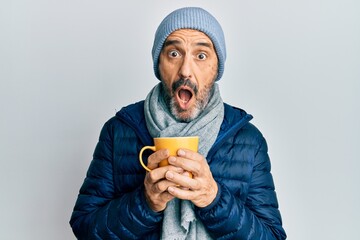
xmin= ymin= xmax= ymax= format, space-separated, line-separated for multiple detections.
xmin=139 ymin=136 xmax=199 ymax=172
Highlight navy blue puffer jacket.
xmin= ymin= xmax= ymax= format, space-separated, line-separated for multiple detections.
xmin=70 ymin=101 xmax=286 ymax=239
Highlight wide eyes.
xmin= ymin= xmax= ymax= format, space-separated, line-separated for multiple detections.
xmin=197 ymin=53 xmax=207 ymax=60
xmin=168 ymin=50 xmax=207 ymax=60
xmin=169 ymin=50 xmax=181 ymax=58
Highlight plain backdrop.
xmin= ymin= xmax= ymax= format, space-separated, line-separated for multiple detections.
xmin=1 ymin=0 xmax=359 ymax=239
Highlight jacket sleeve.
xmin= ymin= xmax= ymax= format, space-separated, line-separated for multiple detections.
xmin=195 ymin=137 xmax=286 ymax=240
xmin=69 ymin=121 xmax=162 ymax=239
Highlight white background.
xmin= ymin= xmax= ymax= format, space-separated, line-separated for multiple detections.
xmin=1 ymin=1 xmax=359 ymax=239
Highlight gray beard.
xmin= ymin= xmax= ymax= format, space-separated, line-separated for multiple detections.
xmin=161 ymin=81 xmax=214 ymax=123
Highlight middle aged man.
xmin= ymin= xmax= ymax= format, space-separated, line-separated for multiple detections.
xmin=70 ymin=7 xmax=287 ymax=240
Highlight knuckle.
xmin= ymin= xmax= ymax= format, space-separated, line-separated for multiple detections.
xmin=154 ymin=183 xmax=162 ymax=193
xmin=153 ymin=182 xmax=166 ymax=193
xmin=193 ymin=164 xmax=202 ymax=174
xmin=148 ymin=171 xmax=157 ymax=182
xmin=156 ymin=149 xmax=168 ymax=159
xmin=151 ymin=184 xmax=160 ymax=193
xmin=163 ymin=192 xmax=173 ymax=201
xmin=193 ymin=180 xmax=201 ymax=190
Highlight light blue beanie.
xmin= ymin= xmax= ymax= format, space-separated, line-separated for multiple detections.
xmin=152 ymin=7 xmax=226 ymax=81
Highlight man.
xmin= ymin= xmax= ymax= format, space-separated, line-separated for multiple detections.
xmin=70 ymin=7 xmax=286 ymax=240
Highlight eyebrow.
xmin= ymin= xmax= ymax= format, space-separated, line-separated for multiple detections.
xmin=164 ymin=39 xmax=181 ymax=47
xmin=196 ymin=42 xmax=213 ymax=48
xmin=164 ymin=39 xmax=213 ymax=49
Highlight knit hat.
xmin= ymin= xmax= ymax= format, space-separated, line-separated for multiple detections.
xmin=152 ymin=7 xmax=226 ymax=81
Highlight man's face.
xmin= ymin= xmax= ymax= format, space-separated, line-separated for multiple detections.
xmin=159 ymin=29 xmax=218 ymax=122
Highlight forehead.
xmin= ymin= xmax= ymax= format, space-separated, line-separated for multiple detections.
xmin=165 ymin=29 xmax=214 ymax=46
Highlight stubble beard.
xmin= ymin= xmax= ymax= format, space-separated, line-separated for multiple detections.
xmin=161 ymin=79 xmax=215 ymax=123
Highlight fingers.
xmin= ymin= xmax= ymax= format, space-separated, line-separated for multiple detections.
xmin=146 ymin=149 xmax=169 ymax=170
xmin=168 ymin=149 xmax=205 ymax=176
xmin=144 ymin=185 xmax=175 ymax=212
xmin=167 ymin=185 xmax=194 ymax=200
xmin=144 ymin=148 xmax=217 ymax=211
xmin=165 ymin=171 xmax=218 ymax=208
xmin=144 ymin=165 xmax=184 ymax=212
xmin=164 ymin=149 xmax=219 ymax=208
xmin=165 ymin=170 xmax=199 ymax=190
xmin=146 ymin=165 xmax=184 ymax=184
xmin=167 ymin=182 xmax=218 ymax=208
xmin=147 ymin=173 xmax=178 ymax=193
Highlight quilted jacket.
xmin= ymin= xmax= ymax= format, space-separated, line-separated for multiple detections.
xmin=70 ymin=101 xmax=286 ymax=239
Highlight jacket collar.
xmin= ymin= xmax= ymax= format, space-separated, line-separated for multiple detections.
xmin=207 ymin=103 xmax=253 ymax=158
xmin=115 ymin=101 xmax=153 ymax=145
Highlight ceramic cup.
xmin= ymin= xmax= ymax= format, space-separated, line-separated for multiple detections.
xmin=139 ymin=136 xmax=199 ymax=172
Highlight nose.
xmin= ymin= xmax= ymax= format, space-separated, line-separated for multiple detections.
xmin=178 ymin=56 xmax=192 ymax=79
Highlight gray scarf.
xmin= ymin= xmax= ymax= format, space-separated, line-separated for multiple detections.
xmin=144 ymin=83 xmax=224 ymax=240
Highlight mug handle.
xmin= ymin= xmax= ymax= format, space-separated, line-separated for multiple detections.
xmin=139 ymin=146 xmax=156 ymax=172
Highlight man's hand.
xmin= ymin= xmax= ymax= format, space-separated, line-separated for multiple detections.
xmin=165 ymin=149 xmax=218 ymax=208
xmin=143 ymin=149 xmax=184 ymax=212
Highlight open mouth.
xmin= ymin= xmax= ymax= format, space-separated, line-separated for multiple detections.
xmin=176 ymin=87 xmax=194 ymax=109
xmin=178 ymin=88 xmax=192 ymax=103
